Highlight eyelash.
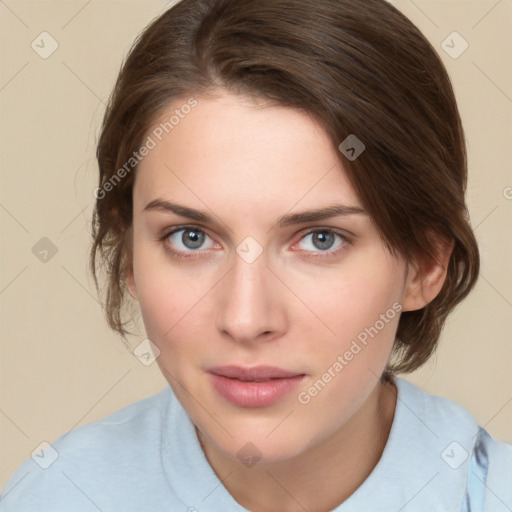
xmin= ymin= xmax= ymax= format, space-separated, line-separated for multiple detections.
xmin=159 ymin=225 xmax=352 ymax=261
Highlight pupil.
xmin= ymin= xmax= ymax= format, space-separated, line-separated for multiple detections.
xmin=314 ymin=232 xmax=334 ymax=250
xmin=184 ymin=230 xmax=204 ymax=249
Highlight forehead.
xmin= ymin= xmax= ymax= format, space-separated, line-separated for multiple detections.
xmin=133 ymin=91 xmax=362 ymax=219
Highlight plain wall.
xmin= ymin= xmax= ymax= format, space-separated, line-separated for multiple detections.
xmin=1 ymin=0 xmax=511 ymax=489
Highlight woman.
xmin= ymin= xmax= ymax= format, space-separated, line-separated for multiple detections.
xmin=1 ymin=0 xmax=510 ymax=510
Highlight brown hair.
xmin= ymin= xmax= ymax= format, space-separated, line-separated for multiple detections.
xmin=90 ymin=0 xmax=479 ymax=375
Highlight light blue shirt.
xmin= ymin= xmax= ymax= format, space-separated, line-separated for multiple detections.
xmin=1 ymin=376 xmax=511 ymax=511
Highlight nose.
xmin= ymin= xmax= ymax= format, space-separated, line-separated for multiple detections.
xmin=215 ymin=252 xmax=287 ymax=345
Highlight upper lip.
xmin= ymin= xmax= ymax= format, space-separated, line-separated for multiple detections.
xmin=209 ymin=365 xmax=304 ymax=381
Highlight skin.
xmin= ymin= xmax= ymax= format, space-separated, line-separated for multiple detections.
xmin=125 ymin=89 xmax=452 ymax=512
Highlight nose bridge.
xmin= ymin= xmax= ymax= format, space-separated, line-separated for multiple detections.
xmin=233 ymin=251 xmax=268 ymax=300
xmin=216 ymin=249 xmax=282 ymax=342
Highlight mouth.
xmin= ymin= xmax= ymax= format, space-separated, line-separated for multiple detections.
xmin=208 ymin=365 xmax=306 ymax=408
xmin=209 ymin=365 xmax=304 ymax=380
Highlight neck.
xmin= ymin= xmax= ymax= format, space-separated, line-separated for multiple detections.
xmin=197 ymin=377 xmax=398 ymax=512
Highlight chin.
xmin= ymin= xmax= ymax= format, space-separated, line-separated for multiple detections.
xmin=198 ymin=416 xmax=316 ymax=465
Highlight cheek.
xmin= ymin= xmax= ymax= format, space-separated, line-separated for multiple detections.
xmin=293 ymin=265 xmax=402 ymax=424
xmin=133 ymin=246 xmax=217 ymax=367
xmin=133 ymin=244 xmax=183 ymax=342
xmin=133 ymin=237 xmax=199 ymax=316
xmin=137 ymin=278 xmax=200 ymax=349
xmin=289 ymin=254 xmax=404 ymax=347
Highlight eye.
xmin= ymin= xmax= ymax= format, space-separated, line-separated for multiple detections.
xmin=294 ymin=228 xmax=350 ymax=257
xmin=161 ymin=226 xmax=218 ymax=258
xmin=160 ymin=225 xmax=351 ymax=260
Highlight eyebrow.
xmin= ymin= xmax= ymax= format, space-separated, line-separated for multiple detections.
xmin=143 ymin=199 xmax=367 ymax=229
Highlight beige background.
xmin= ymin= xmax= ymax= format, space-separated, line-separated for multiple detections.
xmin=1 ymin=0 xmax=511 ymax=489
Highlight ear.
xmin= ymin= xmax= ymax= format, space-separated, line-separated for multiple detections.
xmin=125 ymin=265 xmax=138 ymax=302
xmin=123 ymin=225 xmax=138 ymax=302
xmin=402 ymin=234 xmax=454 ymax=312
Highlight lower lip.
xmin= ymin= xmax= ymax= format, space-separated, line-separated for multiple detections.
xmin=210 ymin=373 xmax=305 ymax=408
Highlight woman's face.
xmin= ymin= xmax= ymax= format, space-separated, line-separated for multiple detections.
xmin=127 ymin=89 xmax=411 ymax=463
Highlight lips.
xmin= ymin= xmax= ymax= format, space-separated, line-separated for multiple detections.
xmin=208 ymin=365 xmax=306 ymax=407
xmin=208 ymin=365 xmax=303 ymax=381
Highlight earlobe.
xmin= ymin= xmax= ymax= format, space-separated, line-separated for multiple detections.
xmin=402 ymin=236 xmax=454 ymax=312
xmin=125 ymin=268 xmax=138 ymax=301
xmin=123 ymin=225 xmax=138 ymax=301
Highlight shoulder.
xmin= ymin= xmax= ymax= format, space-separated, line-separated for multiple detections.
xmin=394 ymin=376 xmax=511 ymax=453
xmin=0 ymin=386 xmax=177 ymax=511
xmin=394 ymin=376 xmax=480 ymax=430
xmin=53 ymin=385 xmax=171 ymax=460
xmin=469 ymin=426 xmax=512 ymax=511
xmin=394 ymin=377 xmax=512 ymax=510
